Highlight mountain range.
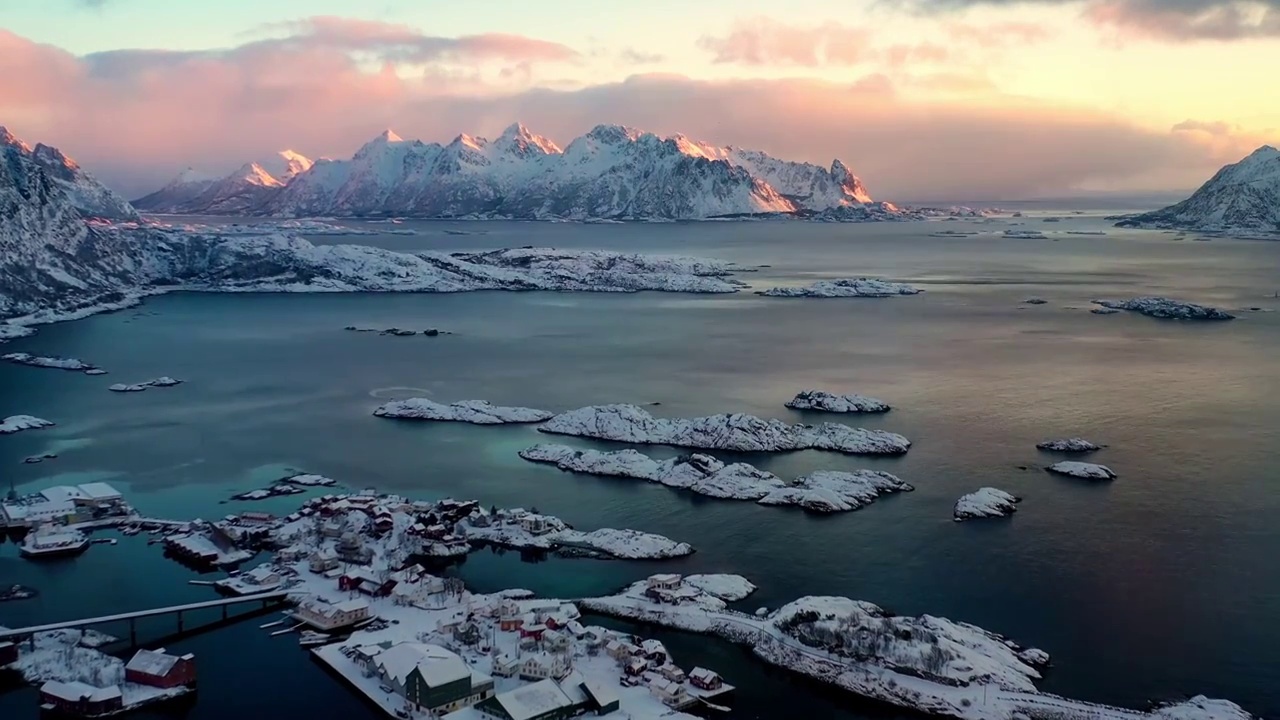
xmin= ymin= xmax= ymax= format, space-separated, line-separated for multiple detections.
xmin=134 ymin=123 xmax=897 ymax=221
xmin=1119 ymin=145 xmax=1280 ymax=233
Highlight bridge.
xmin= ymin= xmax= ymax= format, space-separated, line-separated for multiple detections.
xmin=0 ymin=590 xmax=292 ymax=645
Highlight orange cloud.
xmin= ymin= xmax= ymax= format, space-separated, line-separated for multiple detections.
xmin=2 ymin=29 xmax=1274 ymax=201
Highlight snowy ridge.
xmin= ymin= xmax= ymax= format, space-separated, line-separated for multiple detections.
xmin=538 ymin=404 xmax=911 ymax=455
xmin=2 ymin=129 xmax=138 ymax=220
xmin=134 ymin=150 xmax=314 ymax=213
xmin=373 ymin=398 xmax=553 ymax=424
xmin=1118 ymin=146 xmax=1280 ymax=234
xmin=139 ymin=123 xmax=896 ymax=220
xmin=520 ymin=443 xmax=913 ymax=511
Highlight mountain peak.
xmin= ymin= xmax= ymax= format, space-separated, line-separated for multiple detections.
xmin=0 ymin=126 xmax=32 ymax=153
xmin=495 ymin=122 xmax=561 ymax=156
xmin=586 ymin=124 xmax=642 ymax=145
xmin=377 ymin=129 xmax=402 ymax=143
xmin=233 ymin=162 xmax=284 ymax=188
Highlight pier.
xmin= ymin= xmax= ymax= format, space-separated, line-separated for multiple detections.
xmin=0 ymin=590 xmax=292 ymax=645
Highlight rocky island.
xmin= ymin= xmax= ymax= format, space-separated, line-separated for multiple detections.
xmin=785 ymin=390 xmax=891 ymax=413
xmin=373 ymin=398 xmax=554 ymax=424
xmin=2 ymin=352 xmax=100 ymax=373
xmin=954 ymin=488 xmax=1021 ymax=520
xmin=757 ymin=278 xmax=922 ymax=298
xmin=1036 ymin=438 xmax=1101 ymax=452
xmin=1048 ymin=462 xmax=1117 ymax=480
xmin=538 ymin=404 xmax=911 ymax=455
xmin=1092 ymin=298 xmax=1235 ymax=321
xmin=108 ymin=377 xmax=182 ymax=393
xmin=1 ymin=415 xmax=54 ymax=435
xmin=521 ymin=444 xmax=912 ymax=511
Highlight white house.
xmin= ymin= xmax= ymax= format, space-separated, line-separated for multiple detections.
xmin=292 ymin=598 xmax=370 ymax=631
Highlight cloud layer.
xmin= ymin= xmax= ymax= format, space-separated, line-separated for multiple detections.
xmin=910 ymin=0 xmax=1280 ymax=40
xmin=0 ymin=24 xmax=1271 ymax=201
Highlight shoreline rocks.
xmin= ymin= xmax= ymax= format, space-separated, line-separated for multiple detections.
xmin=1047 ymin=461 xmax=1117 ymax=480
xmin=344 ymin=326 xmax=445 ymax=337
xmin=374 ymin=398 xmax=553 ymax=425
xmin=538 ymin=404 xmax=911 ymax=455
xmin=785 ymin=390 xmax=890 ymax=414
xmin=1092 ymin=297 xmax=1235 ymax=321
xmin=757 ymin=278 xmax=922 ymax=298
xmin=954 ymin=488 xmax=1021 ymax=520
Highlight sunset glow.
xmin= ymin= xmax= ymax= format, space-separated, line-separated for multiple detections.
xmin=2 ymin=0 xmax=1277 ymax=200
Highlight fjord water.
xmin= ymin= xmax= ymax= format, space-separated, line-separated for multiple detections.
xmin=2 ymin=215 xmax=1279 ymax=719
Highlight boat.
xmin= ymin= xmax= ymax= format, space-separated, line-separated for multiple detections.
xmin=19 ymin=525 xmax=90 ymax=559
xmin=298 ymin=631 xmax=333 ymax=647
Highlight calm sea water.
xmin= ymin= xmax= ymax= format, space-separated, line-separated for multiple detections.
xmin=2 ymin=215 xmax=1278 ymax=719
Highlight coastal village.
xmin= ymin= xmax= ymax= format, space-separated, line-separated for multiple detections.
xmin=0 ymin=480 xmax=1254 ymax=720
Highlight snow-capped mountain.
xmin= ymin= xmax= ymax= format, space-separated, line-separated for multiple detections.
xmin=0 ymin=127 xmax=138 ymax=220
xmin=134 ymin=150 xmax=314 ymax=214
xmin=139 ymin=123 xmax=888 ymax=220
xmin=132 ymin=167 xmax=218 ymax=212
xmin=1 ymin=127 xmax=153 ymax=317
xmin=1118 ymin=146 xmax=1280 ymax=233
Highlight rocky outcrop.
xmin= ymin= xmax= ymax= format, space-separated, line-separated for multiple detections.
xmin=1047 ymin=462 xmax=1117 ymax=480
xmin=1 ymin=415 xmax=54 ymax=435
xmin=1036 ymin=438 xmax=1100 ymax=453
xmin=954 ymin=488 xmax=1020 ymax=520
xmin=785 ymin=391 xmax=890 ymax=414
xmin=1117 ymin=146 xmax=1280 ymax=234
xmin=757 ymin=278 xmax=921 ymax=298
xmin=1092 ymin=297 xmax=1235 ymax=320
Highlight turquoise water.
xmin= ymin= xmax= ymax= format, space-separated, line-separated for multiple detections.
xmin=2 ymin=218 xmax=1279 ymax=718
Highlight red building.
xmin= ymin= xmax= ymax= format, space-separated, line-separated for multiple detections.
xmin=40 ymin=681 xmax=124 ymax=716
xmin=124 ymin=648 xmax=197 ymax=688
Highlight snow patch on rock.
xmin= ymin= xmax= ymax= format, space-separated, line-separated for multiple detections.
xmin=108 ymin=376 xmax=182 ymax=393
xmin=2 ymin=352 xmax=99 ymax=372
xmin=684 ymin=574 xmax=758 ymax=602
xmin=1036 ymin=438 xmax=1100 ymax=453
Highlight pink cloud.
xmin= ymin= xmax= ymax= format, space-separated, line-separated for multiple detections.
xmin=2 ymin=28 xmax=1274 ymax=201
xmin=945 ymin=21 xmax=1054 ymax=45
xmin=697 ymin=19 xmax=874 ymax=66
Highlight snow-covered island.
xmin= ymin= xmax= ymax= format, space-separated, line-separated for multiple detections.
xmin=373 ymin=398 xmax=553 ymax=425
xmin=1 ymin=415 xmax=54 ymax=435
xmin=2 ymin=352 xmax=100 ymax=373
xmin=463 ymin=516 xmax=694 ymax=560
xmin=108 ymin=377 xmax=182 ymax=393
xmin=954 ymin=488 xmax=1020 ymax=521
xmin=1092 ymin=298 xmax=1235 ymax=321
xmin=1047 ymin=462 xmax=1117 ymax=480
xmin=1036 ymin=438 xmax=1101 ymax=453
xmin=785 ymin=390 xmax=891 ymax=414
xmin=757 ymin=278 xmax=922 ymax=298
xmin=538 ymin=405 xmax=911 ymax=455
xmin=1004 ymin=229 xmax=1049 ymax=239
xmin=1022 ymin=297 xmax=1048 ymax=305
xmin=520 ymin=444 xmax=912 ymax=512
xmin=1115 ymin=145 xmax=1279 ymax=235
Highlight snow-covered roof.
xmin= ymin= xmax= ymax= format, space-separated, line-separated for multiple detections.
xmin=374 ymin=642 xmax=469 ymax=688
xmin=557 ymin=671 xmax=588 ymax=704
xmin=491 ymin=678 xmax=575 ymax=720
xmin=690 ymin=667 xmax=719 ymax=682
xmin=641 ymin=639 xmax=666 ymax=655
xmin=125 ymin=648 xmax=181 ymax=677
xmin=78 ymin=482 xmax=122 ymax=500
xmin=246 ymin=566 xmax=278 ymax=581
xmin=581 ymin=676 xmax=619 ymax=708
xmin=41 ymin=680 xmax=123 ymax=703
xmin=39 ymin=485 xmax=87 ymax=504
xmin=333 ymin=599 xmax=369 ymax=613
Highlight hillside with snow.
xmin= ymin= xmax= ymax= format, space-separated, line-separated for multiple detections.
xmin=134 ymin=150 xmax=315 ymax=214
xmin=1118 ymin=146 xmax=1280 ymax=234
xmin=136 ymin=123 xmax=896 ymax=221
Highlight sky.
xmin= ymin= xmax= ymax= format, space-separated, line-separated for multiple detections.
xmin=1 ymin=0 xmax=1277 ymax=200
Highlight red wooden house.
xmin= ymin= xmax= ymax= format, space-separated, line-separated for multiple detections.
xmin=125 ymin=648 xmax=197 ymax=688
